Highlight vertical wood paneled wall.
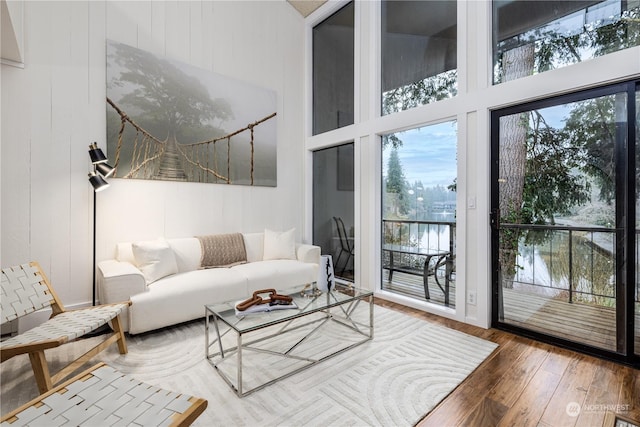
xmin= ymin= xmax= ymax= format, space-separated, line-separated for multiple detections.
xmin=1 ymin=1 xmax=304 ymax=307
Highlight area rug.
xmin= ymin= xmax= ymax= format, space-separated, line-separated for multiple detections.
xmin=1 ymin=306 xmax=497 ymax=426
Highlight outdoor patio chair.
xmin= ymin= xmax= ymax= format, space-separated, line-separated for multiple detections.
xmin=333 ymin=216 xmax=354 ymax=276
xmin=1 ymin=262 xmax=130 ymax=394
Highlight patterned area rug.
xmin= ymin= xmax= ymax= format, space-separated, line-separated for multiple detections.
xmin=1 ymin=306 xmax=497 ymax=426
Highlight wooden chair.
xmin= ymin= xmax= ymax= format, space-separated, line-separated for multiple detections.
xmin=1 ymin=362 xmax=208 ymax=426
xmin=1 ymin=262 xmax=130 ymax=394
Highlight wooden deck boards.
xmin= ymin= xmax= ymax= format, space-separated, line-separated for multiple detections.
xmin=382 ymin=269 xmax=456 ymax=308
xmin=382 ymin=270 xmax=640 ymax=352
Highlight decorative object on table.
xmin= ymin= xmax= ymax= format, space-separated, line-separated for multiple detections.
xmin=88 ymin=142 xmax=114 ymax=306
xmin=235 ymin=289 xmax=296 ymax=316
xmin=106 ymin=39 xmax=277 ymax=187
xmin=299 ymin=283 xmax=322 ymax=298
xmin=317 ymin=254 xmax=335 ymax=292
xmin=0 ymin=262 xmax=129 ymax=394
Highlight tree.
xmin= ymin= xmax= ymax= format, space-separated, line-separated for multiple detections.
xmin=385 ymin=147 xmax=409 ymax=217
xmin=496 ymin=43 xmax=535 ymax=287
xmin=382 ymin=70 xmax=457 ymax=115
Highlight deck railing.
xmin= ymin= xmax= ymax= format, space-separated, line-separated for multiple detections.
xmin=382 ymin=220 xmax=640 ymax=307
xmin=382 ymin=219 xmax=456 ymax=277
xmin=498 ymin=223 xmax=629 ymax=306
xmin=382 ymin=219 xmax=456 ymax=252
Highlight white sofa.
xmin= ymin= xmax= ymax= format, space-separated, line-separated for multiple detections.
xmin=97 ymin=231 xmax=320 ymax=334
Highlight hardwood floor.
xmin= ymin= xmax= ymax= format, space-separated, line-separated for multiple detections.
xmin=375 ymin=299 xmax=640 ymax=427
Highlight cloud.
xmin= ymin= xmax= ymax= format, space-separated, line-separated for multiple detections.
xmin=383 ymin=122 xmax=457 ymax=187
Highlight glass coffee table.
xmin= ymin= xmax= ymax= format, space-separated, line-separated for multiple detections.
xmin=205 ymin=283 xmax=373 ymax=397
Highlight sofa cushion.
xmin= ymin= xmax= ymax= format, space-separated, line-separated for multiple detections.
xmin=263 ymin=228 xmax=296 ymax=261
xmin=116 ymin=242 xmax=135 ymax=264
xmin=242 ymin=233 xmax=264 ymax=263
xmin=231 ymin=259 xmax=317 ymax=291
xmin=131 ymin=239 xmax=179 ymax=284
xmin=128 ymin=268 xmax=249 ymax=335
xmin=168 ymin=238 xmax=202 ymax=273
xmin=198 ymin=233 xmax=246 ymax=268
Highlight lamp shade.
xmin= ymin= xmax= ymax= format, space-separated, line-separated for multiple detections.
xmin=95 ymin=161 xmax=115 ymax=178
xmin=88 ymin=172 xmax=110 ymax=192
xmin=89 ymin=142 xmax=108 ymax=164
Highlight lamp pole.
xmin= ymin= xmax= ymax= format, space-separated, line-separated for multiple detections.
xmin=88 ymin=142 xmax=113 ymax=306
xmin=92 ymin=191 xmax=97 ymax=306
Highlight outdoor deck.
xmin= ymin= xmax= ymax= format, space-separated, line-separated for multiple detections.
xmin=382 ymin=269 xmax=456 ymax=308
xmin=382 ymin=270 xmax=639 ymax=353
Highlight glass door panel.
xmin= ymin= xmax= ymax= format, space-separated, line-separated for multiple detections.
xmin=493 ymin=89 xmax=630 ymax=354
xmin=313 ymin=144 xmax=355 ymax=282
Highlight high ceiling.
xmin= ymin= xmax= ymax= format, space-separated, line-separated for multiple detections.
xmin=287 ymin=0 xmax=327 ymax=17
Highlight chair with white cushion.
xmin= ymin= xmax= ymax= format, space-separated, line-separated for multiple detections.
xmin=1 ymin=262 xmax=130 ymax=394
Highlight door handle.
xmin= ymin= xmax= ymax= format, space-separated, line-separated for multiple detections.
xmin=490 ymin=209 xmax=500 ymax=228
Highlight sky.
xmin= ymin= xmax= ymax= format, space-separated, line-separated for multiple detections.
xmin=383 ymin=120 xmax=457 ymax=188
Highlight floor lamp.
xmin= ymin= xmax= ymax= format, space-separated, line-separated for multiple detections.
xmin=88 ymin=142 xmax=114 ymax=306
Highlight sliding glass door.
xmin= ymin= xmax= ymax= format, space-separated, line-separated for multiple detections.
xmin=313 ymin=143 xmax=355 ymax=282
xmin=491 ymin=80 xmax=639 ymax=363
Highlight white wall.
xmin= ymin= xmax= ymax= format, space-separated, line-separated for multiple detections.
xmin=304 ymin=0 xmax=640 ymax=328
xmin=1 ymin=1 xmax=305 ymax=307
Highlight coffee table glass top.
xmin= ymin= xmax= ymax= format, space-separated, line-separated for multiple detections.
xmin=206 ymin=284 xmax=372 ymax=333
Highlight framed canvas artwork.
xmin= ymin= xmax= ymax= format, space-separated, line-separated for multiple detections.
xmin=106 ymin=39 xmax=277 ymax=187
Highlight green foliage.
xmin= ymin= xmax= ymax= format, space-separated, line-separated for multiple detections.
xmin=521 ymin=111 xmax=591 ymax=225
xmin=382 ymin=70 xmax=457 ymax=115
xmin=564 ymin=96 xmax=619 ymax=204
xmin=385 ymin=148 xmax=409 ymax=216
xmin=495 ymin=5 xmax=640 ymax=82
xmin=382 ymin=134 xmax=403 ymax=150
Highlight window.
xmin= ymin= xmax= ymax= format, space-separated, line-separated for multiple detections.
xmin=381 ymin=0 xmax=457 ymax=115
xmin=312 ymin=2 xmax=354 ymax=135
xmin=493 ymin=0 xmax=640 ymax=84
xmin=313 ymin=143 xmax=355 ymax=281
xmin=381 ymin=122 xmax=457 ymax=306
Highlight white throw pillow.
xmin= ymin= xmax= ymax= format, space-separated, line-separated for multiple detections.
xmin=132 ymin=239 xmax=179 ymax=284
xmin=263 ymin=228 xmax=297 ymax=261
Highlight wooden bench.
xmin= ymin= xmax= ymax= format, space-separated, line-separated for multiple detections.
xmin=0 ymin=362 xmax=207 ymax=426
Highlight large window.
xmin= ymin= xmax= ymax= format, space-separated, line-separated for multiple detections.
xmin=312 ymin=2 xmax=354 ymax=135
xmin=381 ymin=122 xmax=457 ymax=306
xmin=493 ymin=0 xmax=640 ymax=84
xmin=381 ymin=0 xmax=457 ymax=115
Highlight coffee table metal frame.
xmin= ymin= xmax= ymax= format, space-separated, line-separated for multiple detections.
xmin=205 ymin=284 xmax=373 ymax=397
